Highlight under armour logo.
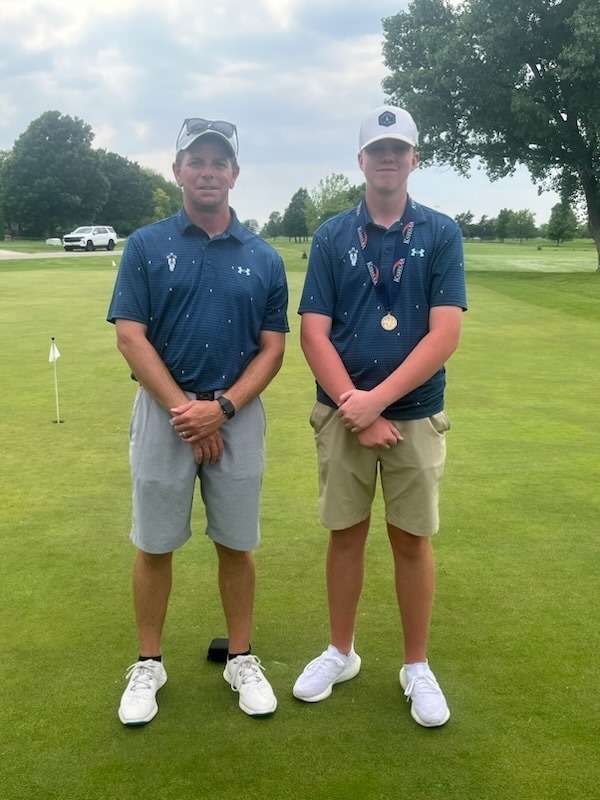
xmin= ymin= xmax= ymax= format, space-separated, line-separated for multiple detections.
xmin=237 ymin=266 xmax=251 ymax=276
xmin=411 ymin=248 xmax=425 ymax=257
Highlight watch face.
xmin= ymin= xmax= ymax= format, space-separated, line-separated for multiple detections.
xmin=218 ymin=396 xmax=235 ymax=419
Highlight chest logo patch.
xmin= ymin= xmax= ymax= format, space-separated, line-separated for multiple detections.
xmin=167 ymin=253 xmax=177 ymax=272
xmin=237 ymin=266 xmax=251 ymax=276
xmin=411 ymin=248 xmax=426 ymax=258
xmin=348 ymin=247 xmax=358 ymax=266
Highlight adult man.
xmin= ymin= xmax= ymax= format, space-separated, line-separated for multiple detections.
xmin=294 ymin=106 xmax=466 ymax=727
xmin=107 ymin=117 xmax=288 ymax=724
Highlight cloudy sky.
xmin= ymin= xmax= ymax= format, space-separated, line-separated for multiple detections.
xmin=0 ymin=0 xmax=559 ymax=226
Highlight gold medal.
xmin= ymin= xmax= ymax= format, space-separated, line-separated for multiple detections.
xmin=381 ymin=313 xmax=398 ymax=331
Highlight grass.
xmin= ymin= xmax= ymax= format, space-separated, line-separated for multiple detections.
xmin=1 ymin=242 xmax=599 ymax=800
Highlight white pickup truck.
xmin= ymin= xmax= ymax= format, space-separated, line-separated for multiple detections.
xmin=63 ymin=226 xmax=117 ymax=252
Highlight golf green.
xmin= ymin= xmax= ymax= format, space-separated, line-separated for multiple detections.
xmin=1 ymin=240 xmax=598 ymax=799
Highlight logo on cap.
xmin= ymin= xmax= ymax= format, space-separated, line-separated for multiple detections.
xmin=378 ymin=111 xmax=396 ymax=127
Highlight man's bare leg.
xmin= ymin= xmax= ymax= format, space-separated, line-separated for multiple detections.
xmin=327 ymin=517 xmax=370 ymax=653
xmin=133 ymin=549 xmax=173 ymax=656
xmin=387 ymin=524 xmax=434 ymax=663
xmin=215 ymin=542 xmax=255 ymax=653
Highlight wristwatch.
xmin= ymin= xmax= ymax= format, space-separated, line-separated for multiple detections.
xmin=217 ymin=395 xmax=236 ymax=420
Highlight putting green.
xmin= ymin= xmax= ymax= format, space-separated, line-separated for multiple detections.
xmin=1 ymin=241 xmax=598 ymax=800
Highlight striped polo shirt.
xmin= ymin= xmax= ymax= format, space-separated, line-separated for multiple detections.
xmin=298 ymin=198 xmax=467 ymax=419
xmin=108 ymin=209 xmax=289 ymax=392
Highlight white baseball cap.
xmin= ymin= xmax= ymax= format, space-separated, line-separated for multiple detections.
xmin=175 ymin=118 xmax=239 ymax=158
xmin=359 ymin=105 xmax=419 ymax=151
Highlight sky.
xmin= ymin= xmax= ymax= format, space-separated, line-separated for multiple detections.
xmin=0 ymin=0 xmax=560 ymax=227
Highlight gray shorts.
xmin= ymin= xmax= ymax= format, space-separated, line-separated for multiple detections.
xmin=129 ymin=388 xmax=265 ymax=554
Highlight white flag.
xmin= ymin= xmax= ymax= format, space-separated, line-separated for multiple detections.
xmin=48 ymin=340 xmax=61 ymax=363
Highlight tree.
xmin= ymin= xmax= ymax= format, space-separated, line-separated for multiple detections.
xmin=383 ymin=0 xmax=600 ymax=269
xmin=496 ymin=209 xmax=515 ymax=243
xmin=261 ymin=211 xmax=283 ymax=238
xmin=2 ymin=111 xmax=109 ymax=237
xmin=283 ymin=188 xmax=309 ymax=241
xmin=476 ymin=215 xmax=497 ymax=240
xmin=142 ymin=168 xmax=182 ymax=219
xmin=455 ymin=211 xmax=474 ymax=237
xmin=96 ymin=150 xmax=154 ymax=236
xmin=242 ymin=219 xmax=259 ymax=234
xmin=308 ymin=173 xmax=350 ymax=232
xmin=576 ymin=220 xmax=590 ymax=238
xmin=0 ymin=150 xmax=9 ymax=239
xmin=307 ymin=173 xmax=365 ymax=233
xmin=547 ymin=202 xmax=578 ymax=245
xmin=346 ymin=182 xmax=366 ymax=207
xmin=512 ymin=209 xmax=537 ymax=242
xmin=152 ymin=188 xmax=173 ymax=222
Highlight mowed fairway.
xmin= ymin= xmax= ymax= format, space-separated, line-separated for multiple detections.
xmin=1 ymin=240 xmax=599 ymax=800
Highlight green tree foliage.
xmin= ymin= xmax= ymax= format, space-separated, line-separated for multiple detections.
xmin=346 ymin=182 xmax=366 ymax=207
xmin=455 ymin=211 xmax=474 ymax=237
xmin=383 ymin=0 xmax=600 ymax=268
xmin=142 ymin=169 xmax=182 ymax=220
xmin=283 ymin=188 xmax=310 ymax=241
xmin=496 ymin=209 xmax=515 ymax=243
xmin=307 ymin=173 xmax=366 ymax=233
xmin=512 ymin=209 xmax=538 ymax=242
xmin=151 ymin=188 xmax=173 ymax=222
xmin=2 ymin=111 xmax=109 ymax=237
xmin=456 ymin=208 xmax=537 ymax=240
xmin=260 ymin=211 xmax=283 ymax=238
xmin=473 ymin=215 xmax=497 ymax=240
xmin=576 ymin=220 xmax=591 ymax=238
xmin=547 ymin=202 xmax=578 ymax=245
xmin=96 ymin=150 xmax=154 ymax=236
xmin=0 ymin=150 xmax=9 ymax=239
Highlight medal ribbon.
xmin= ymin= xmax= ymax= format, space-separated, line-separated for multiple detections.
xmin=355 ymin=198 xmax=418 ymax=314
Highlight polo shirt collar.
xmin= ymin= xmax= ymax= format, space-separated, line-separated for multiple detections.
xmin=357 ymin=195 xmax=426 ymax=230
xmin=175 ymin=207 xmax=252 ymax=243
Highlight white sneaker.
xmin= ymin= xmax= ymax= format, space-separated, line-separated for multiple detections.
xmin=399 ymin=662 xmax=450 ymax=727
xmin=293 ymin=645 xmax=361 ymax=702
xmin=223 ymin=655 xmax=277 ymax=716
xmin=118 ymin=659 xmax=167 ymax=726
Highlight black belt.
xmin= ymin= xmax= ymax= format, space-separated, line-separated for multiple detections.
xmin=130 ymin=372 xmax=218 ymax=400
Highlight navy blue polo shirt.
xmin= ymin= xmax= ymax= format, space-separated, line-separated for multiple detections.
xmin=298 ymin=198 xmax=467 ymax=419
xmin=107 ymin=209 xmax=289 ymax=392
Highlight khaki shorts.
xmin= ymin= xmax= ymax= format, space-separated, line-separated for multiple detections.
xmin=310 ymin=402 xmax=450 ymax=536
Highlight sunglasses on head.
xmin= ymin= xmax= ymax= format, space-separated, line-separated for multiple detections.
xmin=184 ymin=118 xmax=237 ymax=138
xmin=176 ymin=118 xmax=239 ymax=156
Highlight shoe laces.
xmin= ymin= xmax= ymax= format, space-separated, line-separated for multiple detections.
xmin=229 ymin=655 xmax=267 ymax=691
xmin=124 ymin=661 xmax=159 ymax=693
xmin=403 ymin=671 xmax=441 ymax=702
xmin=304 ymin=651 xmax=345 ymax=679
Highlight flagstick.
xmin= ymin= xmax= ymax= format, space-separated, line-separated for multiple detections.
xmin=49 ymin=337 xmax=64 ymax=423
xmin=52 ymin=358 xmax=63 ymax=423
